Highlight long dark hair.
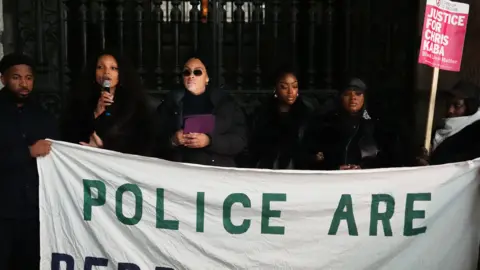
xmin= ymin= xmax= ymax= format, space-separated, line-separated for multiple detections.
xmin=61 ymin=49 xmax=152 ymax=148
xmin=64 ymin=49 xmax=147 ymax=122
xmin=69 ymin=49 xmax=147 ymax=114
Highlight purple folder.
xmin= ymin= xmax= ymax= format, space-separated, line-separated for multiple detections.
xmin=183 ymin=114 xmax=216 ymax=134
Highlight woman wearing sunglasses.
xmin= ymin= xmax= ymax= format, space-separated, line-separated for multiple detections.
xmin=156 ymin=56 xmax=247 ymax=167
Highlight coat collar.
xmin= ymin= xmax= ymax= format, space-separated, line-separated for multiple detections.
xmin=171 ymin=87 xmax=226 ymax=108
xmin=264 ymin=96 xmax=312 ymax=118
xmin=0 ymin=87 xmax=38 ymax=108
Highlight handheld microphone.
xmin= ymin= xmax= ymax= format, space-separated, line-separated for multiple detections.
xmin=102 ymin=80 xmax=112 ymax=116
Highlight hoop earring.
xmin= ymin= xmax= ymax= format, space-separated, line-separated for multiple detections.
xmin=273 ymin=89 xmax=277 ymax=98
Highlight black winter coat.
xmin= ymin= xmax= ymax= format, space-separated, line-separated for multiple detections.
xmin=430 ymin=120 xmax=480 ymax=165
xmin=247 ymin=97 xmax=315 ymax=169
xmin=61 ymin=89 xmax=157 ymax=157
xmin=156 ymin=88 xmax=247 ymax=167
xmin=303 ymin=110 xmax=382 ymax=170
xmin=0 ymin=90 xmax=59 ymax=218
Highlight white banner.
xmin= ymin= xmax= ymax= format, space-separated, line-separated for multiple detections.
xmin=38 ymin=141 xmax=480 ymax=270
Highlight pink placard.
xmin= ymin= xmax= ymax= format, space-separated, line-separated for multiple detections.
xmin=418 ymin=0 xmax=469 ymax=72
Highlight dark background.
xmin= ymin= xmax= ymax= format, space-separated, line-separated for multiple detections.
xmin=3 ymin=0 xmax=418 ymax=142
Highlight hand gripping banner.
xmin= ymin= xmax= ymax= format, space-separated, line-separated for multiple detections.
xmin=38 ymin=141 xmax=480 ymax=270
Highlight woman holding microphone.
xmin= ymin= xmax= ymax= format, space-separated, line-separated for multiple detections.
xmin=61 ymin=49 xmax=156 ymax=156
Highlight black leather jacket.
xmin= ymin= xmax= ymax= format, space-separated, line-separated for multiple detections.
xmin=303 ymin=109 xmax=380 ymax=170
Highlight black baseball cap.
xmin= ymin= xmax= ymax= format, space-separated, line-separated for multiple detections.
xmin=342 ymin=78 xmax=367 ymax=93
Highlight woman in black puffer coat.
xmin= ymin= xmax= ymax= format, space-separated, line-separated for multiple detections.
xmin=303 ymin=78 xmax=386 ymax=170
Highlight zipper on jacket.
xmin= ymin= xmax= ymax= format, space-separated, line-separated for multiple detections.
xmin=344 ymin=124 xmax=359 ymax=164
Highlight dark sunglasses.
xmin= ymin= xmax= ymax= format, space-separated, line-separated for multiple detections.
xmin=182 ymin=69 xmax=203 ymax=77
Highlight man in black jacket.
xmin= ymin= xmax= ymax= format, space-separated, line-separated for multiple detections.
xmin=0 ymin=53 xmax=58 ymax=268
xmin=417 ymin=81 xmax=480 ymax=165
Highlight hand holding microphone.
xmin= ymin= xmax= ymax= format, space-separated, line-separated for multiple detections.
xmin=94 ymin=79 xmax=113 ymax=118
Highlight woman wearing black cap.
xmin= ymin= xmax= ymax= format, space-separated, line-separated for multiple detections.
xmin=417 ymin=81 xmax=480 ymax=165
xmin=303 ymin=78 xmax=382 ymax=170
xmin=156 ymin=56 xmax=247 ymax=167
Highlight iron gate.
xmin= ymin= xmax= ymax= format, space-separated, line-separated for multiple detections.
xmin=7 ymin=0 xmax=418 ymax=119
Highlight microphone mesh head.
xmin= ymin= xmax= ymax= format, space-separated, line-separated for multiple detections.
xmin=102 ymin=80 xmax=111 ymax=88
